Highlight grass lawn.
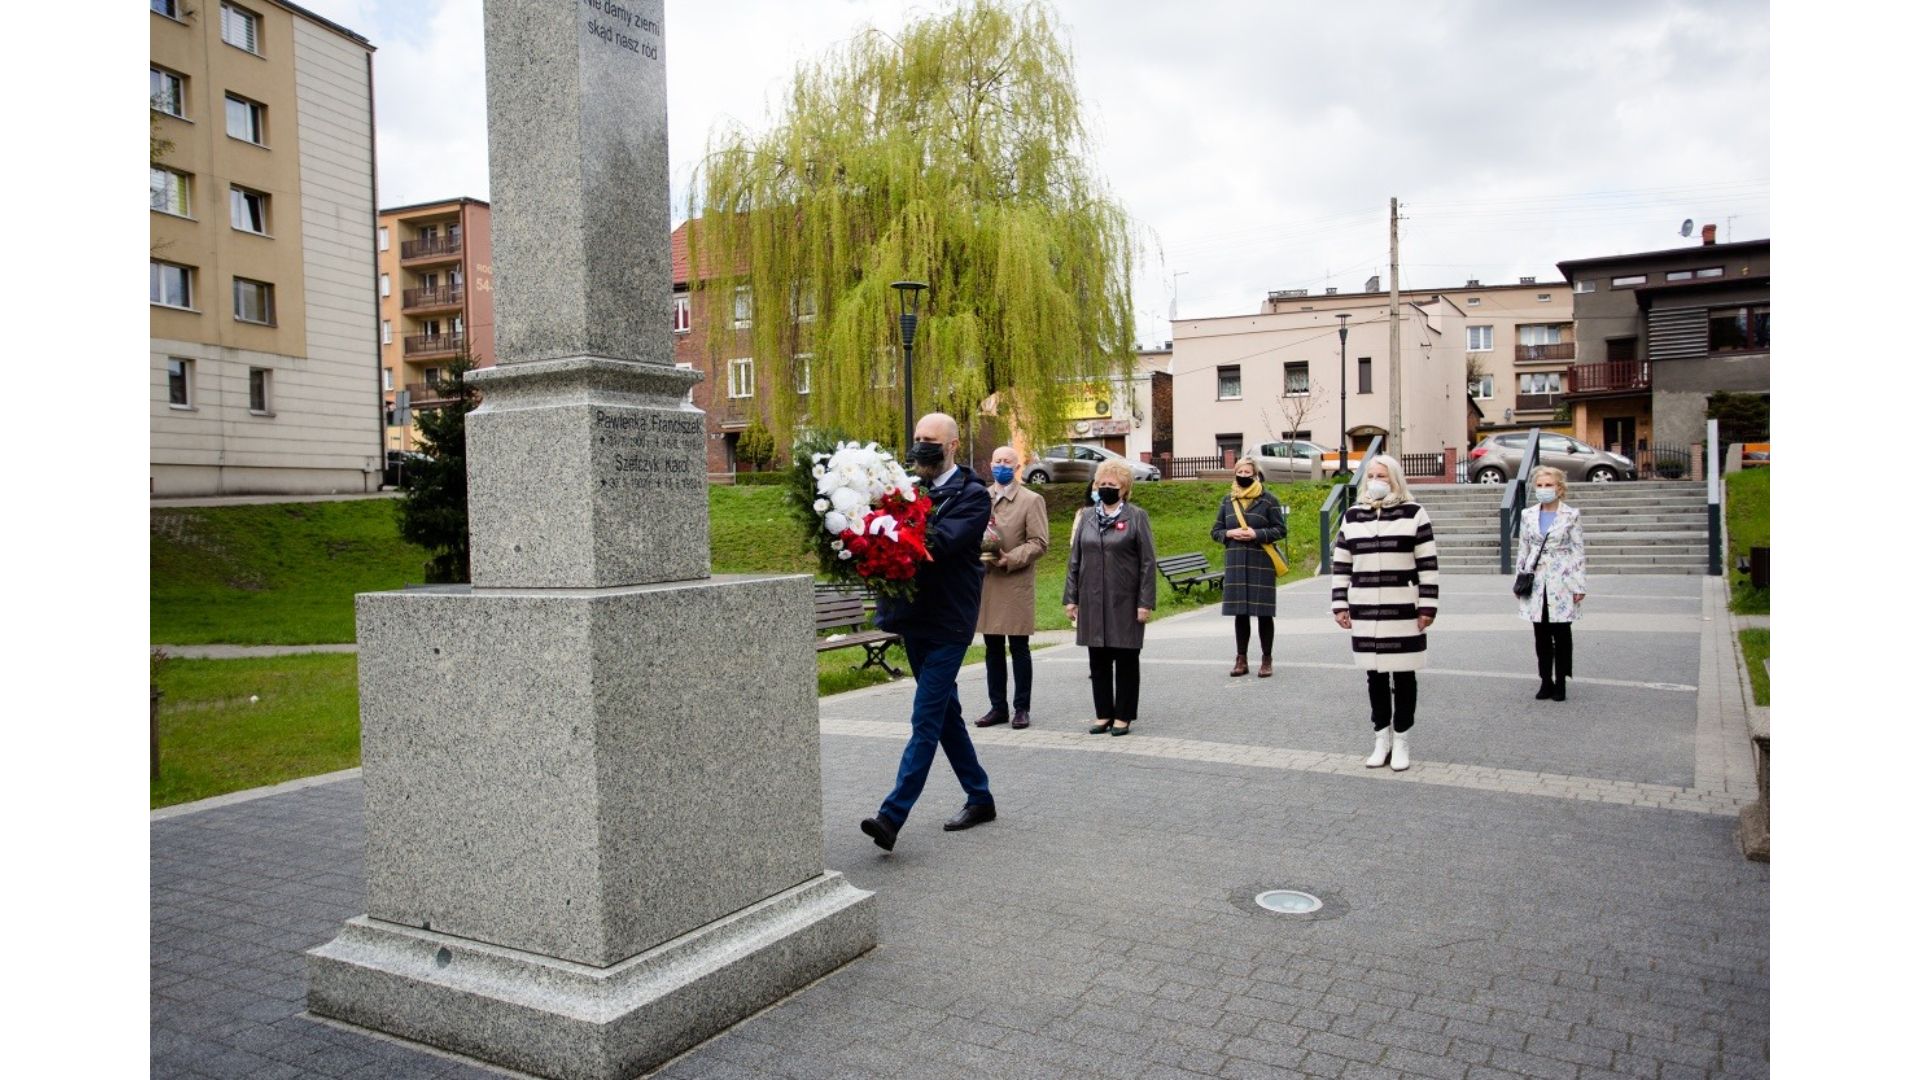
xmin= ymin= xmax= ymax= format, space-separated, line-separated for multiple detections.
xmin=152 ymin=500 xmax=429 ymax=645
xmin=1738 ymin=628 xmax=1769 ymax=707
xmin=151 ymin=653 xmax=361 ymax=808
xmin=1725 ymin=468 xmax=1769 ymax=615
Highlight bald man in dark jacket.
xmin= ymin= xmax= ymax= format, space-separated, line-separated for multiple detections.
xmin=861 ymin=413 xmax=996 ymax=851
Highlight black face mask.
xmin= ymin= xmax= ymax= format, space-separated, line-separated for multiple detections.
xmin=1097 ymin=486 xmax=1121 ymax=505
xmin=907 ymin=441 xmax=947 ymax=467
xmin=1235 ymin=474 xmax=1255 ymax=488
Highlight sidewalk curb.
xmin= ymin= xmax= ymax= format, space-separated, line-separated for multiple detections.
xmin=152 ymin=767 xmax=363 ymax=821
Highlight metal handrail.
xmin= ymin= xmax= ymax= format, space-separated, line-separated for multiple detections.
xmin=1706 ymin=418 xmax=1723 ymax=575
xmin=1318 ymin=436 xmax=1384 ymax=573
xmin=1498 ymin=428 xmax=1544 ymax=574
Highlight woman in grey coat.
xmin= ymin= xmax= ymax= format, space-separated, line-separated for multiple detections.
xmin=1211 ymin=456 xmax=1288 ymax=677
xmin=1063 ymin=459 xmax=1158 ymax=735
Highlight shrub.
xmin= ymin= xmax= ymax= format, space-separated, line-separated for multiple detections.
xmin=396 ymin=355 xmax=480 ymax=583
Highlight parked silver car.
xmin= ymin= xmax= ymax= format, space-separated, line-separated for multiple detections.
xmin=1022 ymin=444 xmax=1161 ymax=485
xmin=1468 ymin=432 xmax=1636 ymax=484
xmin=1249 ymin=439 xmax=1339 ymax=480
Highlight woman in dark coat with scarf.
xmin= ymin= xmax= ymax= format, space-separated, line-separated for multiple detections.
xmin=1063 ymin=459 xmax=1158 ymax=736
xmin=1212 ymin=456 xmax=1288 ymax=677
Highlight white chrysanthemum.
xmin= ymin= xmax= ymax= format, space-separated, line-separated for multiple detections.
xmin=837 ymin=549 xmax=853 ymax=560
xmin=824 ymin=511 xmax=850 ymax=534
xmin=812 ymin=464 xmax=826 ymax=479
xmin=817 ymin=473 xmax=842 ymax=495
xmin=813 ymin=498 xmax=829 ymax=513
xmin=830 ymin=487 xmax=863 ymax=514
xmin=829 ymin=539 xmax=844 ymax=550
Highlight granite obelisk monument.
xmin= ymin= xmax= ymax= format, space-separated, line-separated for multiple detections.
xmin=306 ymin=3 xmax=876 ymax=1077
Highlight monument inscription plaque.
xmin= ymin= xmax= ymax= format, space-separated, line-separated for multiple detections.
xmin=307 ymin=4 xmax=877 ymax=1076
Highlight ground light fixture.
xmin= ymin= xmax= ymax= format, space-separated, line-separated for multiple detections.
xmin=1254 ymin=889 xmax=1325 ymax=914
xmin=891 ymin=280 xmax=928 ymax=450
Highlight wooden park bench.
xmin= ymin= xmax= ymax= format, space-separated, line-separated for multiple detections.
xmin=1156 ymin=552 xmax=1225 ymax=596
xmin=815 ymin=585 xmax=903 ymax=678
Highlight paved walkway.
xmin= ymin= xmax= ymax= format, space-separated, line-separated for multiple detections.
xmin=152 ymin=574 xmax=1767 ymax=1079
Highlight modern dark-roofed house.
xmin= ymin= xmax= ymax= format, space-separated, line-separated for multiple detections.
xmin=1556 ymin=231 xmax=1768 ymax=462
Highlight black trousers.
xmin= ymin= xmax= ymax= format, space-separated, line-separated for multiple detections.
xmin=1234 ymin=615 xmax=1275 ymax=657
xmin=1533 ymin=613 xmax=1573 ymax=687
xmin=1366 ymin=671 xmax=1417 ymax=732
xmin=1088 ymin=646 xmax=1141 ymax=722
xmin=983 ymin=634 xmax=1032 ymax=711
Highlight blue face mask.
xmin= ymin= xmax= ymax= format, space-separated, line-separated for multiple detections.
xmin=991 ymin=465 xmax=1015 ymax=485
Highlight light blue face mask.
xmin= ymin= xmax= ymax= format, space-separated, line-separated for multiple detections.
xmin=991 ymin=465 xmax=1015 ymax=485
xmin=1534 ymin=486 xmax=1557 ymax=504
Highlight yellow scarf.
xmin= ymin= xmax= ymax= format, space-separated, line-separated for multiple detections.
xmin=1231 ymin=477 xmax=1265 ymax=507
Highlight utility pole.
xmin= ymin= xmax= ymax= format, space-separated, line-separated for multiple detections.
xmin=1388 ymin=197 xmax=1402 ymax=457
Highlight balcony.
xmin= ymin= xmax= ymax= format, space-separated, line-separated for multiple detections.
xmin=400 ymin=234 xmax=463 ymax=263
xmin=1514 ymin=393 xmax=1565 ymax=413
xmin=403 ymin=380 xmax=455 ymax=405
xmin=1565 ymin=361 xmax=1650 ymax=397
xmin=1514 ymin=341 xmax=1575 ymax=363
xmin=403 ymin=332 xmax=465 ymax=359
xmin=402 ymin=284 xmax=465 ymax=313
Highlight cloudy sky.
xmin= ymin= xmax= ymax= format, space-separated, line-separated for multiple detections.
xmin=294 ymin=0 xmax=1769 ymax=345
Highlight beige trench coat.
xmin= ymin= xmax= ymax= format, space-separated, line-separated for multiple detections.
xmin=976 ymin=484 xmax=1050 ymax=636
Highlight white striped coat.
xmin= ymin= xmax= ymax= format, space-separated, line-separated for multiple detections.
xmin=1330 ymin=498 xmax=1440 ymax=672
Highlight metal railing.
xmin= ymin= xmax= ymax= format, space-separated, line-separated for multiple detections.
xmin=1318 ymin=435 xmax=1383 ymax=574
xmin=1514 ymin=392 xmax=1564 ymax=412
xmin=403 ymin=333 xmax=465 ymax=357
xmin=1566 ymin=361 xmax=1649 ymax=395
xmin=1706 ymin=419 xmax=1723 ymax=575
xmin=1401 ymin=452 xmax=1445 ymax=478
xmin=1514 ymin=342 xmax=1576 ymax=362
xmin=400 ymin=234 xmax=462 ymax=261
xmin=402 ymin=284 xmax=464 ymax=310
xmin=1156 ymin=454 xmax=1231 ymax=479
xmin=1498 ymin=428 xmax=1544 ymax=574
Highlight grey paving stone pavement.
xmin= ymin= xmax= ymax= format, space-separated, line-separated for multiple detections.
xmin=152 ymin=574 xmax=1767 ymax=1079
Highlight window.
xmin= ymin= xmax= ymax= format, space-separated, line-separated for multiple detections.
xmin=248 ymin=368 xmax=272 ymax=413
xmin=377 ymin=226 xmax=389 ymax=251
xmin=379 ymin=272 xmax=390 ymax=297
xmin=1466 ymin=297 xmax=1481 ymax=307
xmin=1283 ymin=361 xmax=1309 ymax=397
xmin=382 ymin=368 xmax=393 ymax=391
xmin=221 ymin=3 xmax=261 ymax=54
xmin=732 ymin=286 xmax=752 ymax=328
xmin=1470 ymin=375 xmax=1495 ymax=399
xmin=424 ymin=366 xmax=443 ymax=385
xmin=794 ymin=353 xmax=813 ymax=396
xmin=1696 ymin=266 xmax=1724 ymax=279
xmin=1708 ymin=305 xmax=1769 ymax=352
xmin=233 ymin=277 xmax=275 ymax=325
xmin=230 ymin=186 xmax=268 ymax=234
xmin=150 ymin=167 xmax=190 ymax=216
xmin=225 ymin=94 xmax=265 ymax=144
xmin=151 ymin=67 xmax=185 ymax=117
xmin=381 ymin=319 xmax=392 ymax=345
xmin=728 ymin=357 xmax=754 ymax=398
xmin=1216 ymin=365 xmax=1242 ymax=400
xmin=1606 ymin=337 xmax=1635 ymax=362
xmin=167 ymin=358 xmax=193 ymax=407
xmin=1519 ymin=373 xmax=1563 ymax=395
xmin=1357 ymin=356 xmax=1373 ymax=395
xmin=1610 ymin=274 xmax=1647 ymax=288
xmin=792 ymin=285 xmax=817 ymax=322
xmin=153 ymin=0 xmax=180 ymax=16
xmin=1216 ymin=434 xmax=1243 ymax=461
xmin=1573 ymin=280 xmax=1596 ymax=294
xmin=1539 ymin=434 xmax=1574 ymax=455
xmin=1537 ymin=293 xmax=1552 ymax=302
xmin=1517 ymin=324 xmax=1562 ymax=346
xmin=1467 ymin=325 xmax=1494 ymax=352
xmin=151 ymin=260 xmax=193 ymax=308
xmin=673 ymin=293 xmax=691 ymax=334
xmin=676 ymin=361 xmax=696 ymax=404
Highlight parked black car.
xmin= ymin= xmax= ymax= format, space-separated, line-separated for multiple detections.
xmin=384 ymin=450 xmax=429 ymax=489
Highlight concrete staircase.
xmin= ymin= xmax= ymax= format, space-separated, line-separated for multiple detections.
xmin=1414 ymin=481 xmax=1711 ymax=575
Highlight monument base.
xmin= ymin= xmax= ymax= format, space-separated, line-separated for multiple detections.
xmin=309 ymin=871 xmax=875 ymax=1080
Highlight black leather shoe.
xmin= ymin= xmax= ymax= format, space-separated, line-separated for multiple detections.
xmin=974 ymin=708 xmax=1009 ymax=728
xmin=1551 ymin=682 xmax=1567 ymax=702
xmin=1010 ymin=709 xmax=1030 ymax=730
xmin=1535 ymin=682 xmax=1553 ymax=700
xmin=859 ymin=816 xmax=898 ymax=851
xmin=1089 ymin=720 xmax=1112 ymax=734
xmin=943 ymin=804 xmax=996 ymax=831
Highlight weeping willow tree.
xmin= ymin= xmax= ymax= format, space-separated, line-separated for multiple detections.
xmin=688 ymin=0 xmax=1135 ymax=454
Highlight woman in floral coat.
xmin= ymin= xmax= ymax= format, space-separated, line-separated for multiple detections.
xmin=1516 ymin=465 xmax=1587 ymax=701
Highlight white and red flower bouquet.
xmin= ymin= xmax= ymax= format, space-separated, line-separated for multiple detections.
xmin=803 ymin=440 xmax=931 ymax=600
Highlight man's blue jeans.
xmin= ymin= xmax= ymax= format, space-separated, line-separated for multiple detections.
xmin=879 ymin=637 xmax=994 ymax=826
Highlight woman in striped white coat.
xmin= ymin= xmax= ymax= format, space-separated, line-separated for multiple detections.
xmin=1330 ymin=455 xmax=1439 ymax=771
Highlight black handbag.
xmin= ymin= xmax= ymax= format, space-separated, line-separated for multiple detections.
xmin=1512 ymin=527 xmax=1546 ymax=599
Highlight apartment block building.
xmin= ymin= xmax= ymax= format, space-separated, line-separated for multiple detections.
xmin=376 ymin=198 xmax=495 ymax=451
xmin=1263 ymin=280 xmax=1574 ymax=442
xmin=150 ymin=0 xmax=380 ymax=496
xmin=1556 ymin=232 xmax=1768 ymax=455
xmin=1169 ymin=293 xmax=1471 ymax=463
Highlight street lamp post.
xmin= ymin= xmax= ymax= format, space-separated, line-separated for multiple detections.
xmin=891 ymin=280 xmax=928 ymax=449
xmin=1336 ymin=313 xmax=1350 ymax=476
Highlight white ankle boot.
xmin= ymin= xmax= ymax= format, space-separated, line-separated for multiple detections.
xmin=1390 ymin=731 xmax=1410 ymax=771
xmin=1365 ymin=728 xmax=1391 ymax=768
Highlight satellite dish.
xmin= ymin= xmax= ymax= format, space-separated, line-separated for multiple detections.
xmin=1679 ymin=219 xmax=1694 ymax=238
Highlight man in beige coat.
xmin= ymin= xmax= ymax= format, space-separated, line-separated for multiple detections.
xmin=975 ymin=445 xmax=1050 ymax=730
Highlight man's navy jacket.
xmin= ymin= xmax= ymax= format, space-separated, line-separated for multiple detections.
xmin=874 ymin=464 xmax=992 ymax=645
